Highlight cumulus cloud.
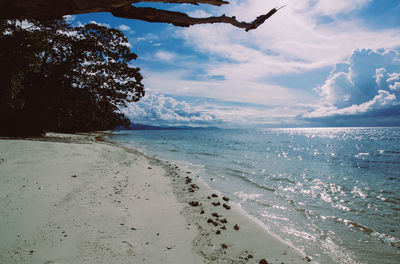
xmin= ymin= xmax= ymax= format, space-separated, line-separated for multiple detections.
xmin=202 ymin=104 xmax=308 ymax=127
xmin=122 ymin=91 xmax=310 ymax=127
xmin=302 ymin=48 xmax=400 ymax=125
xmin=123 ymin=92 xmax=220 ymax=126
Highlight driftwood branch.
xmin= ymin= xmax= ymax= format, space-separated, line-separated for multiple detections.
xmin=0 ymin=0 xmax=280 ymax=31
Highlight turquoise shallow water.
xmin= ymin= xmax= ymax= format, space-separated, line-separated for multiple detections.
xmin=111 ymin=127 xmax=400 ymax=264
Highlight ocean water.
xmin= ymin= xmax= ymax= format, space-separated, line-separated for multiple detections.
xmin=110 ymin=127 xmax=400 ymax=264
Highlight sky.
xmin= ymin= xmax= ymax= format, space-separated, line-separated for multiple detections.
xmin=69 ymin=0 xmax=400 ymax=128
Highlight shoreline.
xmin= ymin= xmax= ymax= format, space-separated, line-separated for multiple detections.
xmin=0 ymin=133 xmax=310 ymax=263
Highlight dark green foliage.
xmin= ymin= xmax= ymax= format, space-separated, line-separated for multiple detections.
xmin=0 ymin=19 xmax=144 ymax=136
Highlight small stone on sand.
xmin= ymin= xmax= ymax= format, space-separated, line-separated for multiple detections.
xmin=189 ymin=201 xmax=199 ymax=206
xmin=223 ymin=203 xmax=231 ymax=210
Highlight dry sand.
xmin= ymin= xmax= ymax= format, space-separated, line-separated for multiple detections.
xmin=0 ymin=133 xmax=311 ymax=264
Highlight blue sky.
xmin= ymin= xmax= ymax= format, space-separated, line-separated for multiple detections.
xmin=68 ymin=0 xmax=400 ymax=127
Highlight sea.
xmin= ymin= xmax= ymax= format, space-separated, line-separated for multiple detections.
xmin=110 ymin=127 xmax=400 ymax=264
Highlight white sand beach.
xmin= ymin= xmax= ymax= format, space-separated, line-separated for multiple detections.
xmin=0 ymin=133 xmax=310 ymax=264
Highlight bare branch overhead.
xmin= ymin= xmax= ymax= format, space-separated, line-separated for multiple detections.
xmin=130 ymin=0 xmax=229 ymax=6
xmin=0 ymin=0 xmax=280 ymax=31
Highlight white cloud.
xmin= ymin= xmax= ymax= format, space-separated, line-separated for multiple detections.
xmin=311 ymin=0 xmax=372 ymax=16
xmin=187 ymin=10 xmax=213 ymax=18
xmin=188 ymin=0 xmax=399 ymax=68
xmin=302 ymin=48 xmax=400 ymax=121
xmin=136 ymin=33 xmax=159 ymax=42
xmin=202 ymin=104 xmax=308 ymax=127
xmin=122 ymin=91 xmax=309 ymax=127
xmin=89 ymin=20 xmax=110 ymax=28
xmin=123 ymin=92 xmax=220 ymax=126
xmin=154 ymin=51 xmax=176 ymax=62
xmin=172 ymin=0 xmax=400 ymax=82
xmin=118 ymin=24 xmax=131 ymax=31
xmin=118 ymin=24 xmax=135 ymax=34
xmin=121 ymin=41 xmax=132 ymax=48
xmin=305 ymin=90 xmax=397 ymax=118
xmin=140 ymin=68 xmax=313 ymax=106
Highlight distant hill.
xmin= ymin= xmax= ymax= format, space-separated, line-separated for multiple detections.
xmin=115 ymin=123 xmax=221 ymax=131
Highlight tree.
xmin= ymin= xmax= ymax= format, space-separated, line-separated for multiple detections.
xmin=0 ymin=19 xmax=144 ymax=135
xmin=0 ymin=0 xmax=280 ymax=31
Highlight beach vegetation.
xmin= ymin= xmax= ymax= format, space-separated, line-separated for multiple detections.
xmin=0 ymin=19 xmax=144 ymax=136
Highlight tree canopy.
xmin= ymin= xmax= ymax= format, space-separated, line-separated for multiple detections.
xmin=0 ymin=0 xmax=280 ymax=31
xmin=0 ymin=19 xmax=144 ymax=136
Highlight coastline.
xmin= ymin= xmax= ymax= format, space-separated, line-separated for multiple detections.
xmin=0 ymin=133 xmax=310 ymax=263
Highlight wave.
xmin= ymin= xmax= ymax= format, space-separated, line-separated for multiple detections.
xmin=327 ymin=217 xmax=400 ymax=248
xmin=371 ymin=232 xmax=400 ymax=249
xmin=198 ymin=152 xmax=218 ymax=157
xmin=233 ymin=191 xmax=276 ymax=209
xmin=225 ymin=167 xmax=246 ymax=176
xmin=385 ymin=150 xmax=400 ymax=154
xmin=168 ymin=149 xmax=180 ymax=152
xmin=270 ymin=177 xmax=296 ymax=184
xmin=224 ymin=168 xmax=275 ymax=192
xmin=231 ymin=160 xmax=255 ymax=169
